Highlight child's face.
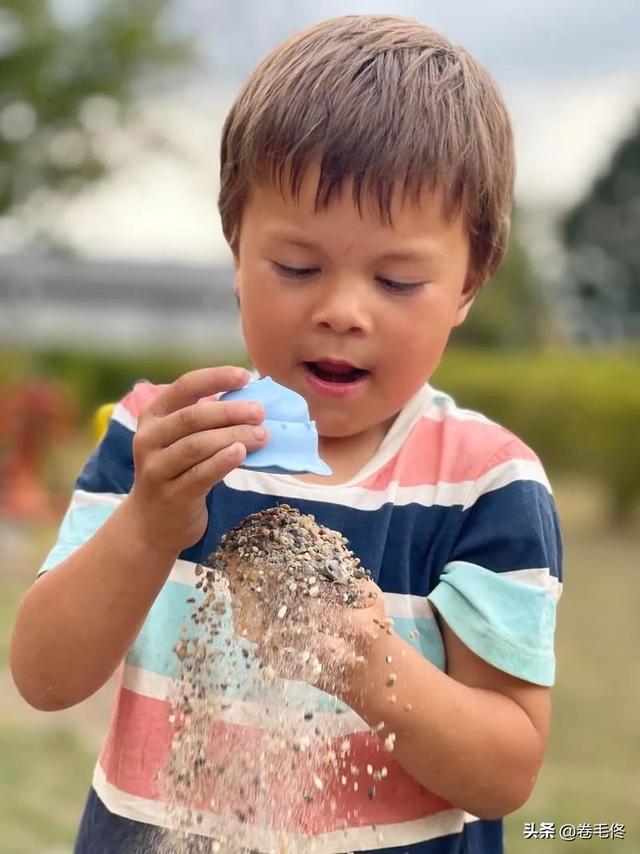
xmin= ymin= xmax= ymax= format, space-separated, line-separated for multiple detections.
xmin=233 ymin=161 xmax=473 ymax=441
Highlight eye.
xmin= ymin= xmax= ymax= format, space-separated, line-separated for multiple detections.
xmin=272 ymin=261 xmax=318 ymax=279
xmin=378 ymin=277 xmax=426 ymax=294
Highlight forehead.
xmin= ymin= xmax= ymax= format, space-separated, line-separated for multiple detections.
xmin=245 ymin=160 xmax=467 ymax=244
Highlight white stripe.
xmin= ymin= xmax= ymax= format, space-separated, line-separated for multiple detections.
xmin=121 ymin=663 xmax=176 ymax=702
xmin=502 ymin=567 xmax=563 ymax=602
xmin=93 ymin=762 xmax=479 ymax=852
xmin=427 ymin=397 xmax=499 ymax=426
xmin=70 ymin=489 xmax=127 ymax=509
xmin=171 ymin=561 xmax=561 ymax=610
xmin=168 ymin=558 xmax=203 ymax=586
xmin=463 ymin=458 xmax=552 ymax=508
xmin=384 ymin=591 xmax=435 ymax=620
xmin=108 ymin=382 xmax=549 ymax=509
xmin=122 ymin=664 xmax=369 ymax=734
xmin=226 ymin=456 xmax=550 ymax=511
xmin=169 ymin=561 xmax=437 ymax=621
xmin=112 ymin=401 xmax=137 ymax=432
xmin=225 ymin=466 xmax=463 ymax=507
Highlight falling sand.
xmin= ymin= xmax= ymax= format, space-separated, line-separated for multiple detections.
xmin=151 ymin=504 xmax=394 ymax=853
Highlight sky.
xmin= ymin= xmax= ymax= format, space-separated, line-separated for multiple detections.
xmin=16 ymin=0 xmax=640 ymax=262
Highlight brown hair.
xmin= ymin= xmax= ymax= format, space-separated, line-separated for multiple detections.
xmin=218 ymin=14 xmax=514 ymax=294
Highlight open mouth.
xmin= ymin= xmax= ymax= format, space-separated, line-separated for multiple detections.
xmin=304 ymin=361 xmax=369 ymax=384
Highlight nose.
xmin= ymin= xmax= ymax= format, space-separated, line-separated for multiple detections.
xmin=310 ymin=278 xmax=372 ymax=335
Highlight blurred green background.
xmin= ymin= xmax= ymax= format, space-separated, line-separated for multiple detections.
xmin=1 ymin=1 xmax=639 ymax=852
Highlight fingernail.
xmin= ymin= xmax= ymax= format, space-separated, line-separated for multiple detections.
xmin=252 ymin=425 xmax=266 ymax=440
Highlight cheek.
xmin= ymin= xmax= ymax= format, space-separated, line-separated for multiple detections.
xmin=244 ymin=287 xmax=299 ymax=332
xmin=240 ymin=278 xmax=301 ymax=357
xmin=379 ymin=301 xmax=453 ymax=373
xmin=241 ymin=262 xmax=290 ymax=312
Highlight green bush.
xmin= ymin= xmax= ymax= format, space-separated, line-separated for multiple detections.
xmin=0 ymin=347 xmax=248 ymax=419
xmin=2 ymin=347 xmax=638 ymax=523
xmin=433 ymin=349 xmax=640 ymax=524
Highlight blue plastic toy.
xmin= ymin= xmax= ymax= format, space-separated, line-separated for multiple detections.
xmin=219 ymin=376 xmax=332 ymax=476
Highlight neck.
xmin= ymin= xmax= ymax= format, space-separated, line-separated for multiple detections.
xmin=318 ymin=413 xmax=397 ymax=465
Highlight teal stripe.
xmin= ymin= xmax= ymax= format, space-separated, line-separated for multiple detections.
xmin=128 ymin=580 xmax=349 ymax=712
xmin=39 ymin=502 xmax=116 ymax=573
xmin=392 ymin=616 xmax=446 ymax=671
xmin=127 ymin=580 xmax=204 ymax=676
xmin=127 ymin=581 xmax=347 ymax=712
xmin=127 ymin=581 xmax=257 ymax=689
xmin=127 ymin=582 xmax=449 ymax=711
xmin=427 ymin=560 xmax=556 ymax=686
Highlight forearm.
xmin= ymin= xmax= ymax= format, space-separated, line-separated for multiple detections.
xmin=339 ymin=631 xmax=542 ymax=820
xmin=10 ymin=497 xmax=178 ymax=711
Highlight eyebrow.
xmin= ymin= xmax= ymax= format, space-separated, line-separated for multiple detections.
xmin=264 ymin=230 xmax=442 ymax=264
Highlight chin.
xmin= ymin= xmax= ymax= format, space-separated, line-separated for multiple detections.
xmin=314 ymin=417 xmax=365 ymax=439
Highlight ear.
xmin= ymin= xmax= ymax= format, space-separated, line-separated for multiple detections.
xmin=453 ymin=291 xmax=476 ymax=327
xmin=231 ymin=253 xmax=241 ymax=296
xmin=231 ymin=261 xmax=243 ymax=309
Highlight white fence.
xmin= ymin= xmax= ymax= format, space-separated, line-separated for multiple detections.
xmin=0 ymin=254 xmax=244 ymax=354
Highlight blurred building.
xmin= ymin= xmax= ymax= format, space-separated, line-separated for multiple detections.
xmin=0 ymin=253 xmax=242 ymax=354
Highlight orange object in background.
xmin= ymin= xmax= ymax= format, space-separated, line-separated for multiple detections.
xmin=0 ymin=377 xmax=76 ymax=521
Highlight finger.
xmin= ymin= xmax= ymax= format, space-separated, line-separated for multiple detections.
xmin=354 ymin=578 xmax=386 ymax=612
xmin=356 ymin=577 xmax=383 ymax=598
xmin=314 ymin=631 xmax=357 ymax=668
xmin=157 ymin=424 xmax=268 ymax=480
xmin=148 ymin=366 xmax=250 ymax=418
xmin=170 ymin=441 xmax=247 ymax=497
xmin=155 ymin=399 xmax=266 ymax=449
xmin=310 ymin=611 xmax=361 ymax=646
xmin=234 ymin=617 xmax=264 ymax=646
xmin=259 ymin=632 xmax=355 ymax=684
xmin=257 ymin=645 xmax=310 ymax=682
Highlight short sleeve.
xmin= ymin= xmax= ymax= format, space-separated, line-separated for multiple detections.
xmin=37 ymin=382 xmax=158 ymax=576
xmin=427 ymin=440 xmax=563 ymax=686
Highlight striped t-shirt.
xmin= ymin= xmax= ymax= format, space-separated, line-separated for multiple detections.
xmin=39 ymin=376 xmax=562 ymax=853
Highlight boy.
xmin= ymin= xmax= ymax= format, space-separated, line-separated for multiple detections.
xmin=10 ymin=14 xmax=562 ymax=854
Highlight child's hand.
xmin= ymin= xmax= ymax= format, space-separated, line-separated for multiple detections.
xmin=303 ymin=578 xmax=388 ymax=691
xmin=126 ymin=366 xmax=268 ymax=555
xmin=231 ymin=571 xmax=386 ymax=692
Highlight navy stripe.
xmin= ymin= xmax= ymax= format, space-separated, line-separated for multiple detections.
xmin=184 ymin=482 xmax=561 ymax=594
xmin=74 ymin=421 xmax=561 ymax=593
xmin=451 ymin=480 xmax=562 ymax=581
xmin=185 ymin=482 xmax=457 ymax=597
xmin=76 ymin=420 xmax=134 ymax=494
xmin=74 ymin=787 xmax=503 ymax=853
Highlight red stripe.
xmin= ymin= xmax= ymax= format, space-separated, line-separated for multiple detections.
xmin=359 ymin=415 xmax=538 ymax=490
xmin=121 ymin=382 xmax=224 ymax=420
xmin=120 ymin=382 xmax=168 ymax=419
xmin=120 ymin=385 xmax=538 ymax=493
xmin=99 ymin=689 xmax=452 ymax=834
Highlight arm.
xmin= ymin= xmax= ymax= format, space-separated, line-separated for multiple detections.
xmin=317 ymin=446 xmax=559 ymax=818
xmin=10 ymin=366 xmax=268 ymax=712
xmin=338 ymin=613 xmax=550 ymax=821
xmin=10 ymin=499 xmax=178 ymax=711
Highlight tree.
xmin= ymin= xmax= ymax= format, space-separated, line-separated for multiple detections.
xmin=0 ymin=0 xmax=196 ymax=227
xmin=451 ymin=211 xmax=552 ymax=350
xmin=562 ymin=110 xmax=640 ymax=344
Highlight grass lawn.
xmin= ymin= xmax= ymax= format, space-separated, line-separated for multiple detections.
xmin=504 ymin=522 xmax=640 ymax=852
xmin=0 ymin=478 xmax=637 ymax=852
xmin=0 ymin=716 xmax=95 ymax=854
